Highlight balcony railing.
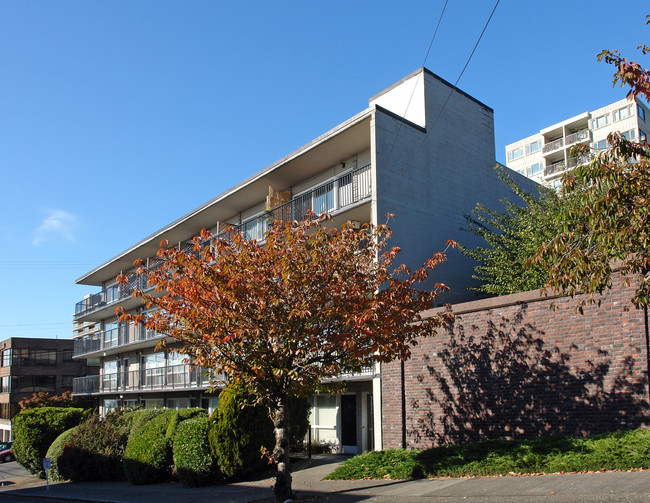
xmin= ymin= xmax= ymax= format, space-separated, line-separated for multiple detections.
xmin=567 ymin=154 xmax=591 ymax=168
xmin=542 ymin=138 xmax=564 ymax=154
xmin=74 ymin=325 xmax=165 ymax=357
xmin=565 ymin=129 xmax=590 ymax=146
xmin=73 ymin=364 xmax=215 ymax=395
xmin=74 ymin=164 xmax=372 ymax=318
xmin=543 ymin=161 xmax=566 ymax=178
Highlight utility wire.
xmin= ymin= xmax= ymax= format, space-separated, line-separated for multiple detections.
xmin=400 ymin=0 xmax=501 ymax=174
xmin=383 ymin=0 xmax=449 ymax=171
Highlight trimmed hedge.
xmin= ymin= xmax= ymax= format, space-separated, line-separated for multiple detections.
xmin=12 ymin=407 xmax=89 ymax=478
xmin=57 ymin=409 xmax=132 ymax=481
xmin=45 ymin=426 xmax=79 ymax=482
xmin=173 ymin=416 xmax=215 ymax=487
xmin=124 ymin=408 xmax=207 ymax=485
xmin=126 ymin=409 xmax=168 ymax=440
xmin=209 ymin=383 xmax=274 ymax=478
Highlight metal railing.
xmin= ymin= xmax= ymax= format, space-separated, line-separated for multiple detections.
xmin=74 ymin=164 xmax=373 ymax=318
xmin=222 ymin=163 xmax=372 ymax=242
xmin=73 ymin=363 xmax=216 ymax=395
xmin=74 ymin=325 xmax=165 ymax=357
xmin=567 ymin=154 xmax=591 ymax=168
xmin=543 ymin=161 xmax=566 ymax=178
xmin=565 ymin=129 xmax=590 ymax=145
xmin=542 ymin=138 xmax=564 ymax=153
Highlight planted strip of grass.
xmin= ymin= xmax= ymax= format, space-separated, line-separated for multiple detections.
xmin=325 ymin=429 xmax=650 ymax=480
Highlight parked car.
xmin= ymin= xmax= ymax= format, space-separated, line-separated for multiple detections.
xmin=0 ymin=442 xmax=13 ymax=462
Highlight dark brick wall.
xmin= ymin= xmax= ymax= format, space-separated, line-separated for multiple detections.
xmin=382 ymin=272 xmax=650 ymax=449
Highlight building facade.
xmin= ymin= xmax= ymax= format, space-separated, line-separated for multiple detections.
xmin=72 ymin=68 xmax=536 ymax=454
xmin=505 ymin=97 xmax=649 ymax=189
xmin=0 ymin=337 xmax=95 ymax=441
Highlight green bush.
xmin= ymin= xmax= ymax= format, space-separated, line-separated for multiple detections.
xmin=57 ymin=409 xmax=132 ymax=481
xmin=123 ymin=408 xmax=207 ymax=485
xmin=173 ymin=416 xmax=216 ymax=487
xmin=12 ymin=407 xmax=89 ymax=478
xmin=209 ymin=383 xmax=274 ymax=478
xmin=45 ymin=426 xmax=79 ymax=482
xmin=125 ymin=408 xmax=168 ymax=441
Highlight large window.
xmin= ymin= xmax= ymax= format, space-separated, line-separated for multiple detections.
xmin=593 ymin=139 xmax=608 ymax=152
xmin=526 ymin=140 xmax=541 ymax=155
xmin=638 ymin=104 xmax=646 ymax=121
xmin=15 ymin=375 xmax=56 ymax=392
xmin=1 ymin=350 xmax=10 ymax=367
xmin=591 ymin=114 xmax=610 ymax=129
xmin=102 ymin=360 xmax=118 ymax=391
xmin=507 ymin=147 xmax=524 ymax=162
xmin=12 ymin=349 xmax=56 ymax=366
xmin=528 ymin=162 xmax=543 ymax=176
xmin=310 ymin=394 xmax=338 ymax=445
xmin=613 ymin=105 xmax=632 ymax=122
xmin=143 ymin=353 xmax=165 ymax=388
xmin=622 ymin=129 xmax=636 ymax=141
xmin=1 ymin=376 xmax=9 ymax=393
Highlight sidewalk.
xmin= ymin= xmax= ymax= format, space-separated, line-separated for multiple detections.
xmin=0 ymin=456 xmax=649 ymax=502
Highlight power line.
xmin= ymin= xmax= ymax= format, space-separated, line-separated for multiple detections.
xmin=400 ymin=0 xmax=501 ymax=173
xmin=384 ymin=0 xmax=449 ymax=170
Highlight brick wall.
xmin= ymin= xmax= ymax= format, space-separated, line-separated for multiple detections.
xmin=382 ymin=272 xmax=650 ymax=449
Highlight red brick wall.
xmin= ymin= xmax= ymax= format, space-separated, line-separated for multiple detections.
xmin=382 ymin=273 xmax=650 ymax=449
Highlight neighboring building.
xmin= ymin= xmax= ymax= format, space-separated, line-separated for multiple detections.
xmin=505 ymin=97 xmax=649 ymax=189
xmin=71 ymin=68 xmax=537 ymax=454
xmin=0 ymin=337 xmax=96 ymax=441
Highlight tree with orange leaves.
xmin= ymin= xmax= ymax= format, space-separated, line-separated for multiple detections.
xmin=118 ymin=214 xmax=453 ymax=501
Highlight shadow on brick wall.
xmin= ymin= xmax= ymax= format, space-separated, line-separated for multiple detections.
xmin=410 ymin=307 xmax=649 ymax=446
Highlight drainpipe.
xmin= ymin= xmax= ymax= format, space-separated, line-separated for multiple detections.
xmin=401 ymin=360 xmax=406 ymax=449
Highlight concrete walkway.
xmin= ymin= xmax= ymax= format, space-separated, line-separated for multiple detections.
xmin=0 ymin=457 xmax=649 ymax=502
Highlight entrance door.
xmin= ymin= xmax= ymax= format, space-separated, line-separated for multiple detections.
xmin=341 ymin=394 xmax=357 ymax=454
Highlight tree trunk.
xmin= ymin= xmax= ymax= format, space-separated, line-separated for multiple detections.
xmin=272 ymin=395 xmax=292 ymax=502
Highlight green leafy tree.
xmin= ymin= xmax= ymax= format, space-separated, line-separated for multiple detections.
xmin=118 ymin=214 xmax=453 ymax=502
xmin=460 ymin=167 xmax=582 ymax=296
xmin=535 ymin=17 xmax=650 ymax=309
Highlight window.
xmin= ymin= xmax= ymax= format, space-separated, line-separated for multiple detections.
xmin=640 ymin=130 xmax=647 ymax=141
xmin=622 ymin=129 xmax=636 ymax=141
xmin=613 ymin=105 xmax=632 ymax=121
xmin=1 ymin=350 xmax=10 ymax=367
xmin=11 ymin=349 xmax=56 ymax=366
xmin=591 ymin=114 xmax=610 ymax=129
xmin=61 ymin=375 xmax=74 ymax=387
xmin=15 ymin=375 xmax=56 ymax=392
xmin=310 ymin=394 xmax=338 ymax=444
xmin=103 ymin=322 xmax=119 ymax=349
xmin=638 ymin=104 xmax=646 ymax=121
xmin=517 ymin=169 xmax=526 ymax=176
xmin=1 ymin=376 xmax=9 ymax=393
xmin=593 ymin=139 xmax=608 ymax=152
xmin=507 ymin=147 xmax=524 ymax=162
xmin=102 ymin=360 xmax=118 ymax=391
xmin=528 ymin=162 xmax=543 ymax=176
xmin=526 ymin=140 xmax=541 ymax=155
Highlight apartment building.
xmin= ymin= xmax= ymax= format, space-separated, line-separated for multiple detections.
xmin=0 ymin=337 xmax=95 ymax=441
xmin=505 ymin=97 xmax=649 ymax=189
xmin=71 ymin=68 xmax=536 ymax=454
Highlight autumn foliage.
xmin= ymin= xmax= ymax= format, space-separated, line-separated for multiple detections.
xmin=118 ymin=214 xmax=453 ymax=500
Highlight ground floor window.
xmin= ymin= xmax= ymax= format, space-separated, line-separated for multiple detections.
xmin=310 ymin=394 xmax=338 ymax=447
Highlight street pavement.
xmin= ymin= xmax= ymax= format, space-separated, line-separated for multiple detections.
xmin=0 ymin=456 xmax=648 ymax=502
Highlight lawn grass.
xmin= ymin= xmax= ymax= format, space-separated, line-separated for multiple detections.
xmin=324 ymin=428 xmax=650 ymax=480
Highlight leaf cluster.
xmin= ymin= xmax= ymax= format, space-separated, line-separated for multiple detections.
xmin=460 ymin=167 xmax=582 ymax=296
xmin=118 ymin=215 xmax=453 ymax=409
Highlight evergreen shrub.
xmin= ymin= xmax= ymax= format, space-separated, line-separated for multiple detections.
xmin=12 ymin=407 xmax=89 ymax=478
xmin=209 ymin=383 xmax=274 ymax=478
xmin=173 ymin=416 xmax=215 ymax=487
xmin=45 ymin=426 xmax=79 ymax=482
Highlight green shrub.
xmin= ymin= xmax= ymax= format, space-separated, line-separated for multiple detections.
xmin=209 ymin=383 xmax=274 ymax=478
xmin=57 ymin=409 xmax=132 ymax=481
xmin=125 ymin=409 xmax=168 ymax=441
xmin=123 ymin=408 xmax=207 ymax=485
xmin=173 ymin=416 xmax=216 ymax=487
xmin=45 ymin=426 xmax=79 ymax=482
xmin=12 ymin=407 xmax=89 ymax=478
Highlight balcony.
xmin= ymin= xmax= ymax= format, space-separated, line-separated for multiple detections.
xmin=542 ymin=138 xmax=564 ymax=154
xmin=543 ymin=161 xmax=566 ymax=178
xmin=73 ymin=364 xmax=216 ymax=395
xmin=74 ymin=325 xmax=165 ymax=358
xmin=74 ymin=164 xmax=372 ymax=319
xmin=565 ymin=129 xmax=590 ymax=146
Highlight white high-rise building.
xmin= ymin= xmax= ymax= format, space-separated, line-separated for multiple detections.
xmin=505 ymin=97 xmax=649 ymax=189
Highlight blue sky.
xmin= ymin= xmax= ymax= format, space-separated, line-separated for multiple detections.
xmin=0 ymin=1 xmax=648 ymax=339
